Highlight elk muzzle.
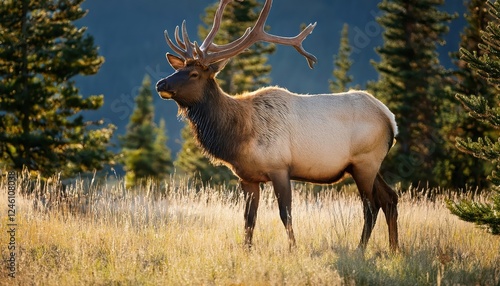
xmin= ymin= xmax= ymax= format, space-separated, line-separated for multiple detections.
xmin=156 ymin=78 xmax=174 ymax=99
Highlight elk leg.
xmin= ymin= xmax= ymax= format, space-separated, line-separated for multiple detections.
xmin=374 ymin=173 xmax=399 ymax=252
xmin=269 ymin=171 xmax=296 ymax=249
xmin=242 ymin=181 xmax=260 ymax=247
xmin=359 ymin=196 xmax=380 ymax=250
xmin=351 ymin=167 xmax=380 ymax=250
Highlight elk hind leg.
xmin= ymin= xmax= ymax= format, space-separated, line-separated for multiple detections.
xmin=351 ymin=166 xmax=380 ymax=250
xmin=374 ymin=173 xmax=399 ymax=251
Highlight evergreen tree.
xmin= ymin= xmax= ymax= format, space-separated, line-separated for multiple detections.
xmin=0 ymin=0 xmax=115 ymax=178
xmin=120 ymin=75 xmax=172 ymax=188
xmin=448 ymin=1 xmax=500 ymax=235
xmin=329 ymin=24 xmax=355 ymax=93
xmin=369 ymin=0 xmax=456 ymax=188
xmin=175 ymin=0 xmax=274 ymax=186
xmin=442 ymin=0 xmax=495 ymax=189
xmin=152 ymin=118 xmax=173 ymax=180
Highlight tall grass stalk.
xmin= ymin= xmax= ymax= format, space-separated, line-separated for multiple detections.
xmin=0 ymin=172 xmax=498 ymax=285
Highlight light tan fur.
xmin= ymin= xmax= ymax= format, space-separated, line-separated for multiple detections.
xmin=223 ymin=88 xmax=397 ymax=184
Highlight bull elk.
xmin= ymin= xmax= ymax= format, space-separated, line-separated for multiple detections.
xmin=156 ymin=0 xmax=399 ymax=251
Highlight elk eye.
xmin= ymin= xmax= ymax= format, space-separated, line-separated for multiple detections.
xmin=189 ymin=71 xmax=199 ymax=79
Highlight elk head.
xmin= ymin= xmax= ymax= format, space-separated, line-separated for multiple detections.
xmin=156 ymin=0 xmax=317 ymax=106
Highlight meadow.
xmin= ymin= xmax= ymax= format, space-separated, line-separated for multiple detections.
xmin=0 ymin=172 xmax=499 ymax=285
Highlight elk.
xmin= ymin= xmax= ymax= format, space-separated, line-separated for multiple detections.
xmin=156 ymin=0 xmax=399 ymax=251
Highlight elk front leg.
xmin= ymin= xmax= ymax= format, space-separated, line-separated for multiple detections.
xmin=242 ymin=181 xmax=260 ymax=248
xmin=269 ymin=170 xmax=296 ymax=250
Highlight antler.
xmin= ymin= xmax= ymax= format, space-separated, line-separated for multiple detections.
xmin=164 ymin=0 xmax=236 ymax=61
xmin=198 ymin=0 xmax=239 ymax=53
xmin=164 ymin=21 xmax=195 ymax=59
xmin=165 ymin=0 xmax=317 ymax=69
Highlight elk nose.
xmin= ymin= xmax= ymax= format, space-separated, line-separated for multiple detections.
xmin=156 ymin=78 xmax=174 ymax=99
xmin=156 ymin=78 xmax=167 ymax=92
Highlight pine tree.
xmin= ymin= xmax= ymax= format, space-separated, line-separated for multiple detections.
xmin=175 ymin=0 xmax=274 ymax=186
xmin=152 ymin=118 xmax=173 ymax=180
xmin=329 ymin=24 xmax=355 ymax=93
xmin=369 ymin=0 xmax=456 ymax=188
xmin=120 ymin=75 xmax=172 ymax=188
xmin=447 ymin=1 xmax=500 ymax=235
xmin=441 ymin=0 xmax=495 ymax=189
xmin=0 ymin=0 xmax=115 ymax=178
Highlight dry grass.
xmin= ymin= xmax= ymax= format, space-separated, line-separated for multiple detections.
xmin=0 ymin=172 xmax=499 ymax=285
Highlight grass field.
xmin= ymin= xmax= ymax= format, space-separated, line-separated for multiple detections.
xmin=0 ymin=172 xmax=499 ymax=285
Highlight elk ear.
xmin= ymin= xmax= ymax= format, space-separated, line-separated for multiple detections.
xmin=166 ymin=53 xmax=185 ymax=70
xmin=208 ymin=59 xmax=230 ymax=75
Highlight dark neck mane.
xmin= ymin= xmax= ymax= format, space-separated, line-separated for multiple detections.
xmin=181 ymin=80 xmax=249 ymax=163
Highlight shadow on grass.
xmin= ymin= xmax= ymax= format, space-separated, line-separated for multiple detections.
xmin=332 ymin=245 xmax=499 ymax=286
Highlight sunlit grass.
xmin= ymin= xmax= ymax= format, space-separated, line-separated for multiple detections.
xmin=0 ymin=172 xmax=499 ymax=285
